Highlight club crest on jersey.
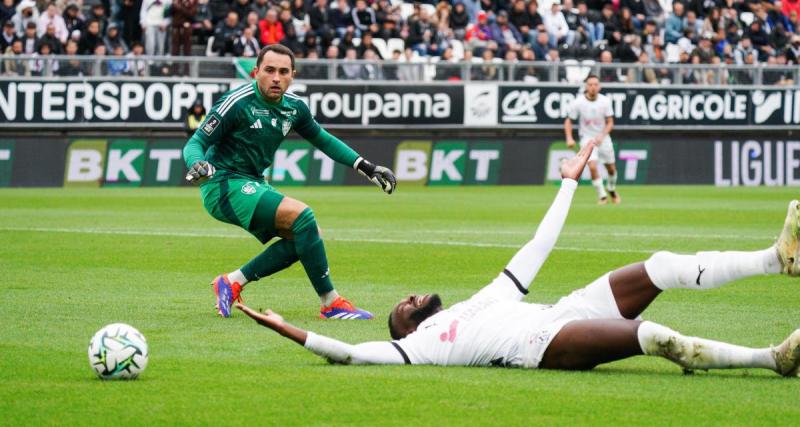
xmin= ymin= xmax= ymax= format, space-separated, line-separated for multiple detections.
xmin=271 ymin=118 xmax=277 ymax=127
xmin=251 ymin=107 xmax=270 ymax=116
xmin=281 ymin=120 xmax=291 ymax=136
xmin=241 ymin=182 xmax=258 ymax=195
xmin=202 ymin=115 xmax=220 ymax=136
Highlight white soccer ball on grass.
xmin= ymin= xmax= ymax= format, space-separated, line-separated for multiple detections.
xmin=88 ymin=323 xmax=148 ymax=380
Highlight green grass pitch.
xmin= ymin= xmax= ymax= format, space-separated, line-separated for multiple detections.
xmin=1 ymin=185 xmax=798 ymax=426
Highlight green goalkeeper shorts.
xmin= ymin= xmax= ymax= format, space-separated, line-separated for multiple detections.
xmin=200 ymin=177 xmax=285 ymax=244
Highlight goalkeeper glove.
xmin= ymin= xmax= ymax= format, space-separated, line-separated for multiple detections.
xmin=354 ymin=157 xmax=396 ymax=194
xmin=185 ymin=161 xmax=216 ymax=183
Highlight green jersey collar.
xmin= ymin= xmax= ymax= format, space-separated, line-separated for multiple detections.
xmin=252 ymin=80 xmax=284 ymax=106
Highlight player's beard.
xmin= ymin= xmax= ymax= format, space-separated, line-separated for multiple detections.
xmin=410 ymin=294 xmax=443 ymax=324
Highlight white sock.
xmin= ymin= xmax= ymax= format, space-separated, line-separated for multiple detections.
xmin=606 ymin=172 xmax=617 ymax=192
xmin=227 ymin=270 xmax=248 ymax=287
xmin=592 ymin=178 xmax=607 ymax=199
xmin=637 ymin=321 xmax=776 ymax=371
xmin=321 ymin=290 xmax=340 ymax=306
xmin=644 ymin=248 xmax=781 ymax=290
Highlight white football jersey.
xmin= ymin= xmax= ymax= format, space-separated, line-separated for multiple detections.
xmin=393 ymin=280 xmax=554 ymax=368
xmin=568 ymin=94 xmax=613 ymax=141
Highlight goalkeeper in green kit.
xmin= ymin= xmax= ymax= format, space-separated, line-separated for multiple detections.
xmin=183 ymin=44 xmax=396 ymax=320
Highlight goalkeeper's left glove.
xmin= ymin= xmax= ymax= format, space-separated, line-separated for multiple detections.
xmin=354 ymin=157 xmax=396 ymax=194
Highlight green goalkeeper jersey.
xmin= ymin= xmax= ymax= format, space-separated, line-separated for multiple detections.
xmin=183 ymin=81 xmax=360 ymax=180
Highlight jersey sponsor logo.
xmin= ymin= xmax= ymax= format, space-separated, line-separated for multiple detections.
xmin=202 ymin=115 xmax=220 ymax=136
xmin=281 ymin=119 xmax=292 ymax=136
xmin=250 ymin=119 xmax=262 ymax=129
xmin=241 ymin=182 xmax=258 ymax=195
xmin=438 ymin=320 xmax=459 ymax=343
xmin=251 ymin=107 xmax=270 ymax=116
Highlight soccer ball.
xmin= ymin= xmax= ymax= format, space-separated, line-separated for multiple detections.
xmin=88 ymin=323 xmax=149 ymax=380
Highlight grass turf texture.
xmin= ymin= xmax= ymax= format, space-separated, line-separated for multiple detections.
xmin=0 ymin=185 xmax=797 ymax=426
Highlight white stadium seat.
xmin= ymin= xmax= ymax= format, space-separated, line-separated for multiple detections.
xmin=387 ymin=38 xmax=405 ymax=56
xmin=371 ymin=37 xmax=390 ymax=59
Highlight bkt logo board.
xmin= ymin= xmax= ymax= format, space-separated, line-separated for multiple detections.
xmin=64 ymin=139 xmax=187 ymax=187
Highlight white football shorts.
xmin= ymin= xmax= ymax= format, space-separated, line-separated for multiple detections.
xmin=580 ymin=137 xmax=615 ymax=164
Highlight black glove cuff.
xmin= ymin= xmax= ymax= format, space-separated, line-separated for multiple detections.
xmin=355 ymin=157 xmax=376 ymax=175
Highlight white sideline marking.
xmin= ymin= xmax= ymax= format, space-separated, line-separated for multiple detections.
xmin=0 ymin=226 xmax=659 ymax=254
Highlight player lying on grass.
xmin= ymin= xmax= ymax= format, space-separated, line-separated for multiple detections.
xmin=238 ymin=142 xmax=800 ymax=376
xmin=183 ymin=44 xmax=396 ymax=320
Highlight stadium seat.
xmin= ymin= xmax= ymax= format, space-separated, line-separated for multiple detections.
xmin=205 ymin=36 xmax=219 ymax=57
xmin=387 ymin=38 xmax=405 ymax=56
xmin=564 ymin=59 xmax=583 ymax=83
xmin=425 ymin=56 xmax=439 ymax=81
xmin=666 ymin=43 xmax=680 ymax=63
xmin=740 ymin=12 xmax=754 ymax=26
xmin=371 ymin=37 xmax=390 ymax=59
xmin=451 ymin=39 xmax=465 ymax=60
xmin=352 ymin=38 xmax=361 ymax=47
xmin=400 ymin=3 xmax=414 ymax=20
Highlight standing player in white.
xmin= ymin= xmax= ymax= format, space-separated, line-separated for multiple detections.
xmin=236 ymin=143 xmax=800 ymax=376
xmin=564 ymin=74 xmax=620 ymax=205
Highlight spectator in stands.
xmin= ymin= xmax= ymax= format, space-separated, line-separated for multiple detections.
xmin=279 ymin=8 xmax=300 ymax=52
xmin=11 ymin=0 xmax=39 ymax=38
xmin=325 ymin=43 xmax=339 ymax=60
xmin=731 ymin=51 xmax=755 ymax=84
xmin=763 ymin=54 xmax=794 ymax=85
xmin=251 ymin=0 xmax=269 ymax=19
xmin=213 ymin=11 xmax=242 ymax=55
xmin=626 ymin=51 xmax=657 ymax=82
xmin=788 ymin=34 xmax=800 ymax=64
xmin=576 ymin=0 xmax=603 ymax=45
xmin=377 ymin=14 xmax=401 ymax=39
xmin=472 ymin=47 xmax=498 ymax=80
xmin=107 ymin=45 xmax=131 ymax=75
xmin=62 ymin=3 xmax=83 ymax=36
xmin=78 ymin=19 xmax=101 ymax=54
xmin=397 ymin=47 xmax=422 ymax=80
xmin=665 ymin=1 xmax=685 ymax=43
xmin=382 ymin=48 xmax=401 ymax=80
xmin=20 ymin=21 xmax=38 ymax=53
xmin=598 ymin=49 xmax=618 ymax=82
xmin=171 ymin=0 xmax=196 ymax=61
xmin=734 ymin=35 xmax=758 ymax=64
xmin=89 ymin=43 xmax=109 ymax=76
xmin=514 ymin=46 xmax=544 ymax=81
xmin=0 ymin=0 xmax=15 ymax=25
xmin=407 ymin=4 xmax=434 ymax=55
xmin=243 ymin=11 xmax=261 ymax=40
xmin=785 ymin=0 xmax=800 ymax=18
xmin=356 ymin=32 xmax=381 ymax=58
xmin=599 ymin=3 xmax=619 ymax=46
xmin=435 ymin=46 xmax=462 ymax=80
xmin=531 ymin=29 xmax=550 ymax=59
xmin=40 ymin=23 xmax=64 ymax=53
xmin=298 ymin=49 xmax=328 ymax=78
xmin=0 ymin=21 xmax=17 ymax=52
xmin=745 ymin=20 xmax=771 ymax=60
xmin=622 ymin=0 xmax=646 ymax=28
xmin=258 ymin=8 xmax=284 ymax=45
xmin=691 ymin=32 xmax=715 ymax=62
xmin=544 ymin=0 xmax=570 ymax=46
xmin=309 ymin=0 xmax=335 ymax=46
xmin=639 ymin=18 xmax=657 ymax=46
xmin=57 ymin=39 xmax=86 ymax=75
xmin=491 ymin=10 xmax=524 ymax=55
xmin=770 ymin=23 xmax=791 ymax=51
xmin=184 ymin=100 xmax=206 ymax=137
xmin=464 ymin=10 xmax=491 ymax=50
xmin=2 ymin=39 xmax=28 ymax=76
xmin=104 ymin=23 xmax=129 ymax=54
xmin=140 ymin=0 xmax=171 ymax=56
xmin=29 ymin=42 xmax=57 ymax=76
xmin=192 ymin=0 xmax=213 ymax=44
xmin=616 ymin=7 xmax=637 ymax=38
xmin=351 ymin=0 xmax=376 ymax=36
xmin=615 ymin=33 xmax=639 ymax=62
xmin=450 ymin=1 xmax=470 ymax=39
xmin=724 ymin=21 xmax=740 ymax=45
xmin=684 ymin=9 xmax=703 ymax=35
xmin=300 ymin=31 xmax=321 ymax=57
xmin=339 ymin=46 xmax=363 ymax=79
xmin=89 ymin=4 xmax=108 ymax=35
xmin=362 ymin=48 xmax=385 ymax=79
xmin=37 ymin=3 xmax=68 ymax=44
xmin=330 ymin=0 xmax=353 ymax=38
xmin=126 ymin=41 xmax=147 ymax=75
xmin=702 ymin=7 xmax=722 ymax=34
xmin=787 ymin=10 xmax=799 ymax=33
xmin=231 ymin=0 xmax=251 ymax=22
xmin=119 ymin=0 xmax=142 ymax=47
xmin=233 ymin=25 xmax=260 ymax=56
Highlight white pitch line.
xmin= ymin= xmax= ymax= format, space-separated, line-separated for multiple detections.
xmin=0 ymin=226 xmax=657 ymax=254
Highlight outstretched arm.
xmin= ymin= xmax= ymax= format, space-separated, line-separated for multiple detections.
xmin=236 ymin=304 xmax=406 ymax=365
xmin=477 ymin=142 xmax=595 ymax=300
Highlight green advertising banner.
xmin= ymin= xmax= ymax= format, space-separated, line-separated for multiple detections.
xmin=143 ymin=141 xmax=187 ymax=187
xmin=105 ymin=139 xmax=147 ymax=187
xmin=0 ymin=140 xmax=14 ymax=188
xmin=465 ymin=142 xmax=502 ymax=185
xmin=64 ymin=139 xmax=108 ymax=188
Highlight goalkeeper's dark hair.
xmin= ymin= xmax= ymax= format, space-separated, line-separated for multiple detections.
xmin=388 ymin=312 xmax=402 ymax=340
xmin=256 ymin=44 xmax=296 ymax=70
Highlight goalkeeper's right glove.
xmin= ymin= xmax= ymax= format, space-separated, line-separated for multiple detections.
xmin=185 ymin=161 xmax=216 ymax=184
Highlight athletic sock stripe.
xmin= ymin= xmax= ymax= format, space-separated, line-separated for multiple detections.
xmin=219 ymin=88 xmax=254 ymax=116
xmin=391 ymin=342 xmax=411 ymax=364
xmin=218 ymin=84 xmax=252 ymax=113
xmin=503 ymin=269 xmax=529 ymax=295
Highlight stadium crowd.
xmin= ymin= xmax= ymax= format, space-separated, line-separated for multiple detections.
xmin=1 ymin=0 xmax=798 ymax=83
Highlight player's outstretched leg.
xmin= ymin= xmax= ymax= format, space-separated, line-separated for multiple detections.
xmin=603 ymin=200 xmax=798 ymax=319
xmin=541 ymin=319 xmax=800 ymax=376
xmin=276 ymin=197 xmax=373 ymax=320
xmin=604 ymin=163 xmax=620 ymax=204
